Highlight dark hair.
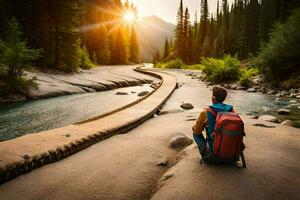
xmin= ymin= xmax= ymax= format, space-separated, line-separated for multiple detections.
xmin=212 ymin=87 xmax=227 ymax=103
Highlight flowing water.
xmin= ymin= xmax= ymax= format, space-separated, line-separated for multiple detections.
xmin=162 ymin=69 xmax=300 ymax=128
xmin=0 ymin=85 xmax=154 ymax=141
xmin=1 ymin=69 xmax=299 ymax=142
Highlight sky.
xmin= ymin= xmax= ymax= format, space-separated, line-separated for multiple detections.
xmin=124 ymin=0 xmax=235 ymax=24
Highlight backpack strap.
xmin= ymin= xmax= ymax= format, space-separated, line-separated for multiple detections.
xmin=207 ymin=107 xmax=217 ymax=117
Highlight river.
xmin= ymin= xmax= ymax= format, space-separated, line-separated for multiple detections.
xmin=0 ymin=84 xmax=154 ymax=141
xmin=162 ymin=69 xmax=300 ymax=128
xmin=0 ymin=69 xmax=299 ymax=142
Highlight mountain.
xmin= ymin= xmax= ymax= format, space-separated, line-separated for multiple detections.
xmin=136 ymin=16 xmax=175 ymax=62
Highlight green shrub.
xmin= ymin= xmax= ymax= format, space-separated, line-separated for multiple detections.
xmin=0 ymin=72 xmax=38 ymax=96
xmin=0 ymin=17 xmax=41 ymax=79
xmin=201 ymin=55 xmax=240 ymax=83
xmin=164 ymin=59 xmax=185 ymax=69
xmin=154 ymin=59 xmax=185 ymax=69
xmin=256 ymin=8 xmax=300 ymax=82
xmin=0 ymin=17 xmax=41 ymax=96
xmin=79 ymin=45 xmax=94 ymax=69
xmin=239 ymin=67 xmax=259 ymax=87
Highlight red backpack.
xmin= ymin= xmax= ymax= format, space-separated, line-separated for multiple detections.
xmin=207 ymin=108 xmax=246 ymax=167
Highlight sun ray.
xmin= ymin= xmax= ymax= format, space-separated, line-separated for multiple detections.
xmin=79 ymin=19 xmax=120 ymax=32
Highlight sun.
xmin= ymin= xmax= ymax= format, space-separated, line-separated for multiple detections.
xmin=124 ymin=11 xmax=135 ymax=22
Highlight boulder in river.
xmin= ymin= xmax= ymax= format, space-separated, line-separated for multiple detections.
xmin=169 ymin=132 xmax=193 ymax=149
xmin=258 ymin=115 xmax=280 ymax=123
xmin=180 ymin=103 xmax=194 ymax=110
xmin=138 ymin=91 xmax=149 ymax=97
xmin=247 ymin=88 xmax=257 ymax=93
xmin=281 ymin=120 xmax=295 ymax=127
xmin=277 ymin=108 xmax=291 ymax=115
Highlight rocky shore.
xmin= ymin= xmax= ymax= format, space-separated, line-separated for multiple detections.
xmin=0 ymin=65 xmax=159 ymax=104
xmin=184 ymin=71 xmax=300 ymax=127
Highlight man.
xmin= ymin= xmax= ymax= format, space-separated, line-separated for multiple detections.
xmin=192 ymin=87 xmax=234 ymax=162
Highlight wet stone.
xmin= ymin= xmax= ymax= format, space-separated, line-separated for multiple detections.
xmin=247 ymin=88 xmax=257 ymax=93
xmin=180 ymin=103 xmax=194 ymax=110
xmin=277 ymin=109 xmax=291 ymax=115
xmin=258 ymin=115 xmax=280 ymax=123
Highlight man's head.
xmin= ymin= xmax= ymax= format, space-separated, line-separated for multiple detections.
xmin=212 ymin=87 xmax=227 ymax=103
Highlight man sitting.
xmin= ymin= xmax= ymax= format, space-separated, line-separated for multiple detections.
xmin=192 ymin=87 xmax=234 ymax=162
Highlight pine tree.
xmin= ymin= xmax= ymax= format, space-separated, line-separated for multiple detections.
xmin=54 ymin=0 xmax=83 ymax=72
xmin=129 ymin=27 xmax=139 ymax=63
xmin=153 ymin=49 xmax=161 ymax=64
xmin=111 ymin=29 xmax=128 ymax=64
xmin=174 ymin=0 xmax=185 ymax=60
xmin=183 ymin=7 xmax=192 ymax=63
xmin=246 ymin=0 xmax=260 ymax=55
xmin=237 ymin=0 xmax=247 ymax=58
xmin=0 ymin=17 xmax=41 ymax=78
xmin=198 ymin=0 xmax=209 ymax=58
xmin=163 ymin=37 xmax=170 ymax=60
xmin=96 ymin=25 xmax=111 ymax=64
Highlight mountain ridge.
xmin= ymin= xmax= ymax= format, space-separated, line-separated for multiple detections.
xmin=136 ymin=15 xmax=175 ymax=62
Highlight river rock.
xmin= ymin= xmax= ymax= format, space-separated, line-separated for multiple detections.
xmin=267 ymin=90 xmax=276 ymax=95
xmin=169 ymin=132 xmax=193 ymax=149
xmin=297 ymin=95 xmax=300 ymax=99
xmin=291 ymin=103 xmax=300 ymax=107
xmin=289 ymin=100 xmax=298 ymax=104
xmin=281 ymin=120 xmax=295 ymax=127
xmin=247 ymin=88 xmax=257 ymax=93
xmin=180 ymin=103 xmax=194 ymax=110
xmin=236 ymin=86 xmax=247 ymax=90
xmin=115 ymin=91 xmax=129 ymax=95
xmin=277 ymin=109 xmax=291 ymax=115
xmin=138 ymin=91 xmax=149 ymax=97
xmin=229 ymin=83 xmax=238 ymax=90
xmin=258 ymin=115 xmax=280 ymax=123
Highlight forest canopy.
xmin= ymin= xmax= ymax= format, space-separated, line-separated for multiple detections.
xmin=161 ymin=0 xmax=300 ymax=82
xmin=0 ymin=0 xmax=140 ymax=73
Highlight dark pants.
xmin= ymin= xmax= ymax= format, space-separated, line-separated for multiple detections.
xmin=193 ymin=134 xmax=210 ymax=156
